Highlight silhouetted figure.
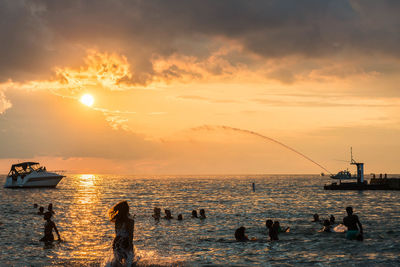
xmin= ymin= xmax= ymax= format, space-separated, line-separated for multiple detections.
xmin=199 ymin=209 xmax=206 ymax=219
xmin=177 ymin=214 xmax=183 ymax=221
xmin=164 ymin=209 xmax=173 ymax=220
xmin=191 ymin=210 xmax=198 ymax=218
xmin=312 ymin=213 xmax=320 ymax=222
xmin=48 ymin=203 xmax=54 ymax=215
xmin=266 ymin=219 xmax=278 ymax=241
xmin=235 ymin=226 xmax=249 ymax=242
xmin=343 ymin=207 xmax=363 ymax=241
xmin=40 ymin=212 xmax=61 ymax=243
xmin=109 ymin=201 xmax=134 ymax=266
xmin=275 ymin=221 xmax=290 ymax=233
xmin=330 ymin=215 xmax=336 ymax=225
xmin=319 ymin=219 xmax=332 ymax=232
xmin=33 ymin=203 xmax=38 ymax=209
xmin=152 ymin=207 xmax=161 ymax=221
xmin=37 ymin=207 xmax=45 ymax=215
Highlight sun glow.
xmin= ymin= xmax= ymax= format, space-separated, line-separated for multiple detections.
xmin=80 ymin=94 xmax=94 ymax=107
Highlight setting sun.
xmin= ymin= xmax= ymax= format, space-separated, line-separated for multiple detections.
xmin=80 ymin=94 xmax=94 ymax=107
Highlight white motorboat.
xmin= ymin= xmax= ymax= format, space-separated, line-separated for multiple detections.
xmin=4 ymin=162 xmax=65 ymax=188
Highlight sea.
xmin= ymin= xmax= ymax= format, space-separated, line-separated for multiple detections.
xmin=0 ymin=174 xmax=399 ymax=266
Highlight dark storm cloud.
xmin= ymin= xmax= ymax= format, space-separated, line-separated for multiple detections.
xmin=1 ymin=0 xmax=399 ymax=82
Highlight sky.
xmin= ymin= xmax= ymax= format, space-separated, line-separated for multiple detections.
xmin=1 ymin=0 xmax=400 ymax=174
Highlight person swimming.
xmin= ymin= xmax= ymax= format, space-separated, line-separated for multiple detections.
xmin=191 ymin=210 xmax=198 ymax=218
xmin=343 ymin=207 xmax=363 ymax=241
xmin=33 ymin=203 xmax=38 ymax=209
xmin=266 ymin=219 xmax=278 ymax=241
xmin=37 ymin=207 xmax=45 ymax=215
xmin=330 ymin=215 xmax=335 ymax=225
xmin=164 ymin=209 xmax=173 ymax=220
xmin=312 ymin=213 xmax=320 ymax=222
xmin=48 ymin=203 xmax=55 ymax=215
xmin=235 ymin=226 xmax=249 ymax=242
xmin=177 ymin=214 xmax=183 ymax=220
xmin=109 ymin=201 xmax=135 ymax=266
xmin=319 ymin=219 xmax=332 ymax=232
xmin=199 ymin=209 xmax=206 ymax=219
xmin=152 ymin=207 xmax=161 ymax=220
xmin=274 ymin=221 xmax=290 ymax=233
xmin=40 ymin=211 xmax=61 ymax=243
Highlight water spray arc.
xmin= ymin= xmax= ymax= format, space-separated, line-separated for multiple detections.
xmin=192 ymin=125 xmax=331 ymax=174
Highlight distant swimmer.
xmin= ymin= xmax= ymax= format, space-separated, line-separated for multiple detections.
xmin=164 ymin=209 xmax=173 ymax=220
xmin=177 ymin=214 xmax=183 ymax=221
xmin=108 ymin=201 xmax=135 ymax=266
xmin=191 ymin=210 xmax=198 ymax=218
xmin=33 ymin=203 xmax=38 ymax=209
xmin=343 ymin=207 xmax=363 ymax=241
xmin=330 ymin=215 xmax=336 ymax=225
xmin=319 ymin=219 xmax=332 ymax=233
xmin=312 ymin=213 xmax=320 ymax=222
xmin=40 ymin=212 xmax=61 ymax=243
xmin=152 ymin=207 xmax=161 ymax=221
xmin=266 ymin=219 xmax=278 ymax=241
xmin=274 ymin=221 xmax=290 ymax=233
xmin=199 ymin=209 xmax=206 ymax=219
xmin=235 ymin=226 xmax=249 ymax=242
xmin=37 ymin=207 xmax=45 ymax=215
xmin=48 ymin=203 xmax=55 ymax=215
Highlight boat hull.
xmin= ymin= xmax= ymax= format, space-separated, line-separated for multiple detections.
xmin=4 ymin=172 xmax=64 ymax=188
xmin=324 ymin=182 xmax=398 ymax=190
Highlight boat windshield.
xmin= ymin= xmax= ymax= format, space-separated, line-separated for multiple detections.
xmin=8 ymin=162 xmax=42 ymax=176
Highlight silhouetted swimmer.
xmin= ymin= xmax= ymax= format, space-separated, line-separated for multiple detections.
xmin=199 ymin=209 xmax=206 ymax=219
xmin=330 ymin=215 xmax=335 ymax=225
xmin=40 ymin=212 xmax=61 ymax=243
xmin=33 ymin=203 xmax=38 ymax=209
xmin=37 ymin=207 xmax=45 ymax=215
xmin=319 ymin=219 xmax=332 ymax=232
xmin=191 ymin=210 xmax=198 ymax=218
xmin=109 ymin=201 xmax=134 ymax=266
xmin=48 ymin=203 xmax=54 ymax=215
xmin=235 ymin=226 xmax=249 ymax=242
xmin=152 ymin=207 xmax=161 ymax=220
xmin=343 ymin=207 xmax=363 ymax=241
xmin=177 ymin=214 xmax=183 ymax=221
xmin=275 ymin=221 xmax=290 ymax=233
xmin=266 ymin=219 xmax=278 ymax=241
xmin=164 ymin=209 xmax=173 ymax=220
xmin=312 ymin=213 xmax=320 ymax=222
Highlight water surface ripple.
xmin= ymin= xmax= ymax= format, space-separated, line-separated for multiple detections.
xmin=0 ymin=174 xmax=399 ymax=266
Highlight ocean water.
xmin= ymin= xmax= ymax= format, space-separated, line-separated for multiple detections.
xmin=0 ymin=174 xmax=399 ymax=266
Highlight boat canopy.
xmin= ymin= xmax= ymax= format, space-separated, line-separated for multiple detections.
xmin=330 ymin=170 xmax=352 ymax=180
xmin=8 ymin=162 xmax=41 ymax=176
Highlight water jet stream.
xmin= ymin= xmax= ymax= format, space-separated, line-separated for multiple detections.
xmin=191 ymin=125 xmax=331 ymax=174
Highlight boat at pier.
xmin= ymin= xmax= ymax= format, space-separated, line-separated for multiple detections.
xmin=324 ymin=149 xmax=400 ymax=190
xmin=4 ymin=162 xmax=64 ymax=188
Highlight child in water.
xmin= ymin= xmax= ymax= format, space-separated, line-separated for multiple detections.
xmin=40 ymin=212 xmax=61 ymax=243
xmin=109 ymin=201 xmax=135 ymax=266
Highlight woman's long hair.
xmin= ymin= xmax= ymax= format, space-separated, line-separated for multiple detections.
xmin=108 ymin=201 xmax=129 ymax=222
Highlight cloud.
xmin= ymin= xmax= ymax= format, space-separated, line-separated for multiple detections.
xmin=1 ymin=0 xmax=399 ymax=85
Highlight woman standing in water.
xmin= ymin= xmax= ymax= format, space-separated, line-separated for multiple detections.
xmin=108 ymin=201 xmax=135 ymax=266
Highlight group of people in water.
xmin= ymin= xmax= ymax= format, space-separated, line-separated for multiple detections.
xmin=34 ymin=200 xmax=363 ymax=266
xmin=34 ymin=203 xmax=61 ymax=244
xmin=235 ymin=206 xmax=363 ymax=242
xmin=152 ymin=207 xmax=207 ymax=221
